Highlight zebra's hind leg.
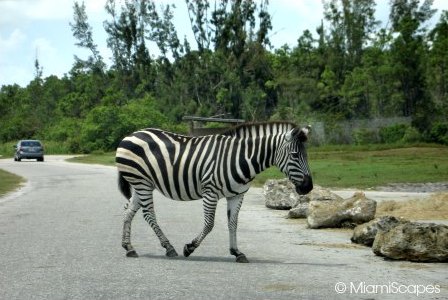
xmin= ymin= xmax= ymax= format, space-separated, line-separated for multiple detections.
xmin=138 ymin=187 xmax=178 ymax=257
xmin=227 ymin=195 xmax=249 ymax=263
xmin=184 ymin=194 xmax=218 ymax=257
xmin=122 ymin=193 xmax=141 ymax=257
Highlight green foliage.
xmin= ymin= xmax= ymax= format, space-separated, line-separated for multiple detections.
xmin=0 ymin=140 xmax=70 ymax=157
xmin=402 ymin=126 xmax=422 ymax=143
xmin=79 ymin=105 xmax=119 ymax=152
xmin=0 ymin=142 xmax=17 ymax=158
xmin=353 ymin=128 xmax=379 ymax=145
xmin=379 ymin=124 xmax=409 ymax=143
xmin=118 ymin=95 xmax=169 ymax=133
xmin=429 ymin=122 xmax=448 ymax=145
xmin=1 ymin=0 xmax=447 ymax=152
xmin=380 ymin=124 xmax=424 ymax=144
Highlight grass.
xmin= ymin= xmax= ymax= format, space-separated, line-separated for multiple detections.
xmin=309 ymin=147 xmax=448 ymax=188
xmin=66 ymin=152 xmax=116 ymax=165
xmin=66 ymin=145 xmax=448 ymax=189
xmin=0 ymin=169 xmax=25 ymax=197
xmin=376 ymin=193 xmax=448 ymax=220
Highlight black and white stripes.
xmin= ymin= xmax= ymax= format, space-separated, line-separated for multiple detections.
xmin=116 ymin=121 xmax=313 ymax=262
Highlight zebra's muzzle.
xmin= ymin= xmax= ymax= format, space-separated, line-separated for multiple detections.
xmin=295 ymin=175 xmax=313 ymax=195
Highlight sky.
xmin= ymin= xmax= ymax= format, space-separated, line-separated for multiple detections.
xmin=1 ymin=0 xmax=447 ymax=88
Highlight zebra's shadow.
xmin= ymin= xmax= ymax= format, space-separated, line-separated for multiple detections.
xmin=139 ymin=253 xmax=281 ymax=264
xmin=138 ymin=253 xmax=347 ymax=267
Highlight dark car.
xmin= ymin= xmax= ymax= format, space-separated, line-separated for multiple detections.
xmin=14 ymin=140 xmax=44 ymax=162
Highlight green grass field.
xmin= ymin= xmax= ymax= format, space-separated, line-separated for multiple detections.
xmin=254 ymin=147 xmax=448 ymax=188
xmin=67 ymin=152 xmax=116 ymax=165
xmin=67 ymin=146 xmax=448 ymax=189
xmin=0 ymin=169 xmax=25 ymax=197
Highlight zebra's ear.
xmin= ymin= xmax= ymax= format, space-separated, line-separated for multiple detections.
xmin=286 ymin=125 xmax=311 ymax=142
xmin=297 ymin=125 xmax=311 ymax=142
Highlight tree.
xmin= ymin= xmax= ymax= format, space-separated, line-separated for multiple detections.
xmin=389 ymin=0 xmax=436 ymax=130
xmin=427 ymin=10 xmax=448 ymax=119
xmin=186 ymin=0 xmax=212 ymax=52
xmin=323 ymin=0 xmax=379 ymax=81
xmin=70 ymin=1 xmax=105 ymax=74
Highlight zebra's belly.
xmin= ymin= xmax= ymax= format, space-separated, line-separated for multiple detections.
xmin=165 ymin=193 xmax=203 ymax=201
xmin=155 ymin=183 xmax=251 ymax=201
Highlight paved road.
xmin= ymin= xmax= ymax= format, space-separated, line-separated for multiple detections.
xmin=0 ymin=157 xmax=446 ymax=299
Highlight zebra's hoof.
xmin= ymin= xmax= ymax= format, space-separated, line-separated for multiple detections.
xmin=166 ymin=247 xmax=178 ymax=257
xmin=183 ymin=243 xmax=195 ymax=257
xmin=236 ymin=254 xmax=249 ymax=263
xmin=126 ymin=249 xmax=139 ymax=258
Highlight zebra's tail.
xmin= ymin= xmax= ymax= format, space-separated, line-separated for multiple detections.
xmin=118 ymin=172 xmax=132 ymax=200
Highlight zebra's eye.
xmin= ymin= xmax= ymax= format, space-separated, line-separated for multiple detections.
xmin=290 ymin=151 xmax=300 ymax=158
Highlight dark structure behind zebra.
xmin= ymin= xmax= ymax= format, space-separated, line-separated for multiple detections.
xmin=116 ymin=121 xmax=313 ymax=263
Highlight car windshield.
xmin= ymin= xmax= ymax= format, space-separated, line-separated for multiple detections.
xmin=21 ymin=141 xmax=41 ymax=147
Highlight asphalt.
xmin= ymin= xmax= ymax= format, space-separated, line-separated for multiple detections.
xmin=0 ymin=156 xmax=447 ymax=300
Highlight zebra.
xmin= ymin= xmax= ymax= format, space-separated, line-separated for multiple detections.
xmin=116 ymin=121 xmax=313 ymax=263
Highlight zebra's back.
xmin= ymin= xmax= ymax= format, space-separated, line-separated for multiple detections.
xmin=116 ymin=128 xmax=239 ymax=201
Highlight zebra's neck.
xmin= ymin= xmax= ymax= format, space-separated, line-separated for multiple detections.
xmin=225 ymin=122 xmax=294 ymax=180
xmin=222 ymin=121 xmax=296 ymax=139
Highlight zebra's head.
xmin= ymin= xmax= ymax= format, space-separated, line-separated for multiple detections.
xmin=277 ymin=125 xmax=313 ymax=195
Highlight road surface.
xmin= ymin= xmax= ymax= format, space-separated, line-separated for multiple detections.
xmin=0 ymin=156 xmax=446 ymax=299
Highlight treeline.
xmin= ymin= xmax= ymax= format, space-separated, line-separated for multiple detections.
xmin=0 ymin=0 xmax=447 ymax=152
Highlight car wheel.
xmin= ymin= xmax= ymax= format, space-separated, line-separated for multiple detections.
xmin=37 ymin=157 xmax=44 ymax=162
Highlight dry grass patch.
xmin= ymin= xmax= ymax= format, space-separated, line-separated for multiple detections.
xmin=376 ymin=193 xmax=448 ymax=220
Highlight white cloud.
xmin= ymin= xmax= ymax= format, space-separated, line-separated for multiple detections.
xmin=32 ymin=37 xmax=57 ymax=59
xmin=84 ymin=0 xmax=106 ymax=14
xmin=269 ymin=0 xmax=324 ymax=47
xmin=0 ymin=28 xmax=32 ymax=86
xmin=0 ymin=64 xmax=31 ymax=87
xmin=0 ymin=28 xmax=26 ymax=53
xmin=0 ymin=1 xmax=60 ymax=26
xmin=31 ymin=37 xmax=73 ymax=80
xmin=0 ymin=29 xmax=29 ymax=86
xmin=18 ymin=0 xmax=73 ymax=21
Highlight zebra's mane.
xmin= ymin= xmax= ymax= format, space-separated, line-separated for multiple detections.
xmin=220 ymin=121 xmax=296 ymax=138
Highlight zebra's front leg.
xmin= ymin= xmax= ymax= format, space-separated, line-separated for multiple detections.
xmin=183 ymin=195 xmax=218 ymax=257
xmin=227 ymin=195 xmax=248 ymax=263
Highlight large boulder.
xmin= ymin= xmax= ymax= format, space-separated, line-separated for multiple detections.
xmin=264 ymin=179 xmax=299 ymax=210
xmin=288 ymin=203 xmax=309 ymax=218
xmin=288 ymin=185 xmax=343 ymax=218
xmin=297 ymin=184 xmax=343 ymax=203
xmin=372 ymin=222 xmax=448 ymax=262
xmin=351 ymin=216 xmax=408 ymax=246
xmin=264 ymin=179 xmax=342 ymax=212
xmin=307 ymin=192 xmax=377 ymax=229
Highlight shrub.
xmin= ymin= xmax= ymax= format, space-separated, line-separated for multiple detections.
xmin=117 ymin=95 xmax=170 ymax=136
xmin=401 ymin=126 xmax=422 ymax=143
xmin=353 ymin=128 xmax=379 ymax=145
xmin=80 ymin=105 xmax=121 ymax=152
xmin=429 ymin=122 xmax=448 ymax=145
xmin=379 ymin=124 xmax=408 ymax=144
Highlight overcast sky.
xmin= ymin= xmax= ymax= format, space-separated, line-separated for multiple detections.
xmin=1 ymin=0 xmax=447 ymax=87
